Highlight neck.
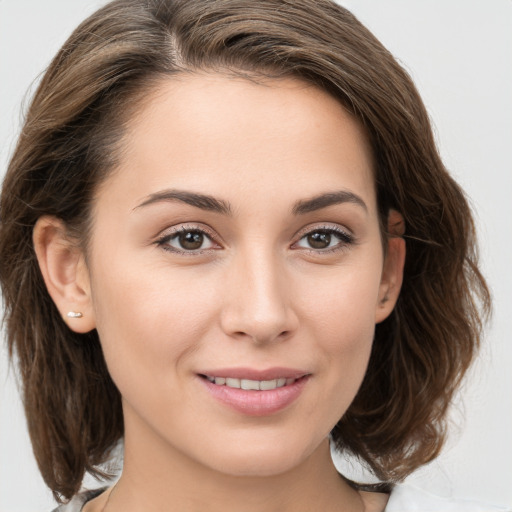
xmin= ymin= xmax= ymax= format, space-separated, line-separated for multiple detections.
xmin=102 ymin=425 xmax=365 ymax=512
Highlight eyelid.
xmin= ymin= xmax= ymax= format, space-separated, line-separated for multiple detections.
xmin=293 ymin=222 xmax=354 ymax=240
xmin=156 ymin=222 xmax=218 ymax=240
xmin=291 ymin=223 xmax=355 ymax=252
xmin=154 ymin=223 xmax=223 ymax=254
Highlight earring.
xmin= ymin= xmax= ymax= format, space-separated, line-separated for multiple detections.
xmin=67 ymin=311 xmax=83 ymax=318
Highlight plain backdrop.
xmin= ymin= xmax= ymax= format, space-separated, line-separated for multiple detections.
xmin=1 ymin=1 xmax=511 ymax=511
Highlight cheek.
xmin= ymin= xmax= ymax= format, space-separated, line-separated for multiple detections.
xmin=89 ymin=258 xmax=219 ymax=394
xmin=303 ymin=261 xmax=381 ymax=344
xmin=299 ymin=262 xmax=381 ymax=401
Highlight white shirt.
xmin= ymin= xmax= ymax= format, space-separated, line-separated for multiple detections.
xmin=386 ymin=484 xmax=510 ymax=511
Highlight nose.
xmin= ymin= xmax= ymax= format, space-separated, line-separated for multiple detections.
xmin=219 ymin=248 xmax=299 ymax=344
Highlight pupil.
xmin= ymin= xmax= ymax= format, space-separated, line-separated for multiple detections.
xmin=308 ymin=232 xmax=331 ymax=249
xmin=179 ymin=231 xmax=204 ymax=250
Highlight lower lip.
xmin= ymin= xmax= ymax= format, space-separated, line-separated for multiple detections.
xmin=199 ymin=376 xmax=310 ymax=416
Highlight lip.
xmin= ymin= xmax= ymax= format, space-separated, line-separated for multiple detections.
xmin=197 ymin=367 xmax=311 ymax=417
xmin=198 ymin=366 xmax=309 ymax=381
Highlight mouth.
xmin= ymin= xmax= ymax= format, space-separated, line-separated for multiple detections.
xmin=199 ymin=374 xmax=303 ymax=391
xmin=197 ymin=369 xmax=311 ymax=416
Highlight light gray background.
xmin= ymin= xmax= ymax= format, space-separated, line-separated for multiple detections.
xmin=1 ymin=1 xmax=511 ymax=510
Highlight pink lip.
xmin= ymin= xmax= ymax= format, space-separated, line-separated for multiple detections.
xmin=198 ymin=366 xmax=309 ymax=381
xmin=197 ymin=368 xmax=311 ymax=417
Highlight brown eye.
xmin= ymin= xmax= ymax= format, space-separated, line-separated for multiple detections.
xmin=307 ymin=232 xmax=331 ymax=249
xmin=159 ymin=228 xmax=216 ymax=252
xmin=178 ymin=231 xmax=204 ymax=250
xmin=295 ymin=227 xmax=353 ymax=252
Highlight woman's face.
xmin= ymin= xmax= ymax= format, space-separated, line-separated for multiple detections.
xmin=80 ymin=74 xmax=402 ymax=476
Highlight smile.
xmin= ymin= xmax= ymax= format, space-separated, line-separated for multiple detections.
xmin=203 ymin=376 xmax=298 ymax=390
xmin=198 ymin=370 xmax=311 ymax=416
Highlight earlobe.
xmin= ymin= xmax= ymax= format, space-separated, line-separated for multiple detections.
xmin=375 ymin=210 xmax=406 ymax=324
xmin=33 ymin=216 xmax=96 ymax=333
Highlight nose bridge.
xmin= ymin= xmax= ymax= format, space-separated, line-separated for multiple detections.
xmin=220 ymin=242 xmax=297 ymax=343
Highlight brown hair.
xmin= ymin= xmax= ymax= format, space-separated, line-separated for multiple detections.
xmin=0 ymin=0 xmax=490 ymax=502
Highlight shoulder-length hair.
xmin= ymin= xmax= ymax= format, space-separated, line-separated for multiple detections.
xmin=0 ymin=0 xmax=490 ymax=502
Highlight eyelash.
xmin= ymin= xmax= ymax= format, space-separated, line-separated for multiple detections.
xmin=292 ymin=225 xmax=355 ymax=254
xmin=155 ymin=225 xmax=220 ymax=255
xmin=155 ymin=224 xmax=355 ymax=255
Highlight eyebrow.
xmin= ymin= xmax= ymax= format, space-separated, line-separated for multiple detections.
xmin=134 ymin=189 xmax=232 ymax=215
xmin=292 ymin=190 xmax=368 ymax=215
xmin=134 ymin=188 xmax=367 ymax=216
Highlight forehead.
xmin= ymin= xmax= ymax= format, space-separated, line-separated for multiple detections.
xmin=99 ymin=73 xmax=376 ymax=213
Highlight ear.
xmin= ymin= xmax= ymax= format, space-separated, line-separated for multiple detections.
xmin=33 ymin=216 xmax=96 ymax=333
xmin=375 ymin=210 xmax=406 ymax=324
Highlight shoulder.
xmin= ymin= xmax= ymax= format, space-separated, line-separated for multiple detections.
xmin=386 ymin=484 xmax=511 ymax=512
xmin=51 ymin=488 xmax=107 ymax=512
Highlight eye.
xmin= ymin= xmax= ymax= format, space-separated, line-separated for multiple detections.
xmin=294 ymin=227 xmax=353 ymax=252
xmin=157 ymin=227 xmax=217 ymax=253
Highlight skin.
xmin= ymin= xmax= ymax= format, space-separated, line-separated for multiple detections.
xmin=34 ymin=74 xmax=404 ymax=512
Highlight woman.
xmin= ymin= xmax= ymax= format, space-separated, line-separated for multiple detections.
xmin=0 ymin=0 xmax=503 ymax=511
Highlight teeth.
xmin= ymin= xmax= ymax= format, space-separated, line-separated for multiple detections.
xmin=259 ymin=379 xmax=277 ymax=390
xmin=225 ymin=377 xmax=241 ymax=388
xmin=241 ymin=379 xmax=260 ymax=390
xmin=205 ymin=375 xmax=298 ymax=390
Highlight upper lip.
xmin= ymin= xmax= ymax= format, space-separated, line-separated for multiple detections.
xmin=198 ymin=367 xmax=310 ymax=381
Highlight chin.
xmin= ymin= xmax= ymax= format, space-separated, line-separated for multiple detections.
xmin=195 ymin=432 xmax=321 ymax=478
xmin=209 ymin=455 xmax=303 ymax=478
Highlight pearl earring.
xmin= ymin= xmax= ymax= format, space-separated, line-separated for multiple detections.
xmin=67 ymin=311 xmax=83 ymax=318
